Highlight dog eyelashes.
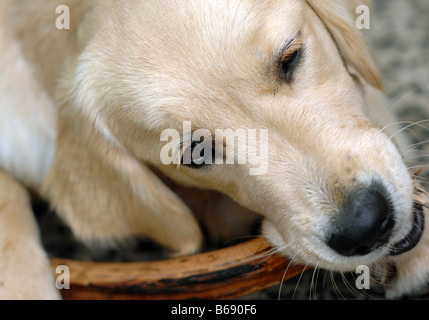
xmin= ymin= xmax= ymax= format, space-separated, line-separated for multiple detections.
xmin=280 ymin=48 xmax=302 ymax=83
xmin=181 ymin=141 xmax=215 ymax=169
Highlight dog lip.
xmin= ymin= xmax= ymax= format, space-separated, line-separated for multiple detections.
xmin=389 ymin=203 xmax=425 ymax=256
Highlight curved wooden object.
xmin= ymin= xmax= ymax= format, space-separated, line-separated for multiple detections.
xmin=50 ymin=238 xmax=308 ymax=300
xmin=48 ymin=188 xmax=429 ymax=300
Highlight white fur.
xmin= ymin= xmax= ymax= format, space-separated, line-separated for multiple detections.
xmin=0 ymin=26 xmax=56 ymax=189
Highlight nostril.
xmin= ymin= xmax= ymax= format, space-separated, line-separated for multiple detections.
xmin=327 ymin=184 xmax=395 ymax=257
xmin=378 ymin=214 xmax=394 ymax=239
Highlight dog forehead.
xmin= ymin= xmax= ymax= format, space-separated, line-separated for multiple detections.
xmin=128 ymin=0 xmax=305 ymax=61
xmin=89 ymin=0 xmax=308 ymax=128
xmin=134 ymin=0 xmax=304 ymax=30
xmin=123 ymin=0 xmax=305 ymax=98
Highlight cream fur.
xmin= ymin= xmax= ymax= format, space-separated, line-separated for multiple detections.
xmin=0 ymin=172 xmax=59 ymax=299
xmin=0 ymin=0 xmax=427 ymax=299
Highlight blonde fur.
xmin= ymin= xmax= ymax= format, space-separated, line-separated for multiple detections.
xmin=0 ymin=0 xmax=427 ymax=299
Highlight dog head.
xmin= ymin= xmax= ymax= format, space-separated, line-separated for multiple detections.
xmin=50 ymin=0 xmax=419 ymax=270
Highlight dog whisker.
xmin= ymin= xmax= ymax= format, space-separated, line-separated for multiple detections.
xmin=321 ymin=268 xmax=329 ymax=294
xmin=252 ymin=246 xmax=285 ymax=268
xmin=378 ymin=87 xmax=420 ymax=126
xmin=403 ymin=139 xmax=429 ymax=154
xmin=368 ymin=262 xmax=386 ymax=288
xmin=291 ymin=262 xmax=309 ymax=300
xmin=378 ymin=120 xmax=429 ymax=140
xmin=403 ymin=144 xmax=429 ymax=161
xmin=277 ymin=253 xmax=298 ymax=300
xmin=234 ymin=237 xmax=289 ymax=268
xmin=330 ymin=271 xmax=345 ymax=300
xmin=407 ymin=164 xmax=429 ymax=171
xmin=378 ymin=120 xmax=416 ymax=136
xmin=388 ymin=119 xmax=429 ymax=141
xmin=404 ymin=155 xmax=429 ymax=167
xmin=340 ymin=272 xmax=354 ymax=299
xmin=339 ymin=272 xmax=351 ymax=299
xmin=309 ymin=264 xmax=320 ymax=300
xmin=413 ymin=178 xmax=429 ymax=188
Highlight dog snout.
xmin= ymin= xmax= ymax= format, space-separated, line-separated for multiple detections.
xmin=328 ymin=185 xmax=395 ymax=257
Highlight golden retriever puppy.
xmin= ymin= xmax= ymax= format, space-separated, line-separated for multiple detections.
xmin=0 ymin=0 xmax=427 ymax=299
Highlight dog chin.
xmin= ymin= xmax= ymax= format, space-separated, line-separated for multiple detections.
xmin=261 ymin=218 xmax=405 ymax=272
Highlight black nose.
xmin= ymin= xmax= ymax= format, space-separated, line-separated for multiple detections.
xmin=328 ymin=185 xmax=395 ymax=257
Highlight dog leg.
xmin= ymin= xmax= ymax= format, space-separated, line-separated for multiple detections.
xmin=380 ymin=206 xmax=429 ymax=298
xmin=42 ymin=119 xmax=202 ymax=256
xmin=0 ymin=171 xmax=60 ymax=299
xmin=372 ymin=187 xmax=429 ymax=298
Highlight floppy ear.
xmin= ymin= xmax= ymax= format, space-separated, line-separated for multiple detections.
xmin=42 ymin=105 xmax=202 ymax=255
xmin=306 ymin=0 xmax=384 ymax=90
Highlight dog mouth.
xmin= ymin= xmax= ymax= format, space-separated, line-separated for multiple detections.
xmin=388 ymin=203 xmax=425 ymax=256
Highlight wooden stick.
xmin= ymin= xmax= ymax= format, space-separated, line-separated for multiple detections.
xmin=50 ymin=237 xmax=308 ymax=300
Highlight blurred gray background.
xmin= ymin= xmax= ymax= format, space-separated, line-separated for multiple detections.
xmin=369 ymin=0 xmax=429 ymax=174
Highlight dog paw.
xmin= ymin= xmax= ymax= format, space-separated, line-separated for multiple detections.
xmin=380 ymin=255 xmax=429 ymax=299
xmin=378 ymin=206 xmax=429 ymax=299
xmin=169 ymin=232 xmax=202 ymax=257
